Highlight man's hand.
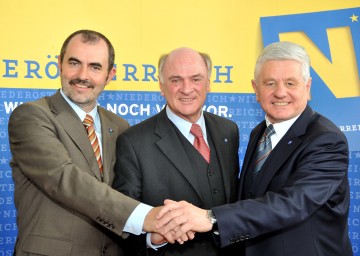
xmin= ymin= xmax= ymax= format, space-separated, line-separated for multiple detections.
xmin=150 ymin=231 xmax=195 ymax=245
xmin=156 ymin=200 xmax=213 ymax=240
xmin=150 ymin=232 xmax=167 ymax=245
xmin=143 ymin=206 xmax=196 ymax=244
xmin=143 ymin=206 xmax=163 ymax=233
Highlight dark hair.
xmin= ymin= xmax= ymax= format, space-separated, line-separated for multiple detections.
xmin=59 ymin=30 xmax=115 ymax=73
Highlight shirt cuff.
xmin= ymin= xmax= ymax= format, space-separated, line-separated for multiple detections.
xmin=123 ymin=203 xmax=152 ymax=235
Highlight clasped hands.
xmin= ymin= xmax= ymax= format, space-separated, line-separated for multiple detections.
xmin=143 ymin=199 xmax=213 ymax=245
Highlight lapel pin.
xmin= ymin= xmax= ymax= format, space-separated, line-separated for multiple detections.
xmin=224 ymin=138 xmax=228 ymax=143
xmin=288 ymin=140 xmax=292 ymax=145
xmin=109 ymin=128 xmax=113 ymax=133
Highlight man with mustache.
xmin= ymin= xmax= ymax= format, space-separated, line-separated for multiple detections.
xmin=9 ymin=29 xmax=165 ymax=256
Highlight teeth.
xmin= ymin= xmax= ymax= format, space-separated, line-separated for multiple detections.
xmin=180 ymin=98 xmax=193 ymax=102
xmin=274 ymin=102 xmax=288 ymax=106
xmin=75 ymin=84 xmax=88 ymax=88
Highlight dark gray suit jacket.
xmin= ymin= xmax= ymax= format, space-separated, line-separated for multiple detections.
xmin=9 ymin=90 xmax=139 ymax=256
xmin=212 ymin=106 xmax=352 ymax=256
xmin=113 ymin=108 xmax=240 ymax=256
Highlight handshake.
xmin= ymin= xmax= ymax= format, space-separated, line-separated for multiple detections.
xmin=143 ymin=199 xmax=215 ymax=245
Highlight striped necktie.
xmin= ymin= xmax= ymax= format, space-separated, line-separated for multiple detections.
xmin=252 ymin=124 xmax=275 ymax=179
xmin=83 ymin=114 xmax=103 ymax=177
xmin=190 ymin=123 xmax=210 ymax=163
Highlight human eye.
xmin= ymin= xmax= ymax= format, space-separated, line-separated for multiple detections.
xmin=91 ymin=65 xmax=101 ymax=71
xmin=192 ymin=76 xmax=203 ymax=85
xmin=265 ymin=81 xmax=276 ymax=87
xmin=69 ymin=60 xmax=79 ymax=66
xmin=90 ymin=63 xmax=102 ymax=72
xmin=286 ymin=81 xmax=296 ymax=88
xmin=170 ymin=77 xmax=181 ymax=85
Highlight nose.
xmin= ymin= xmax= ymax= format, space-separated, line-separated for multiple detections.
xmin=274 ymin=83 xmax=287 ymax=98
xmin=180 ymin=79 xmax=194 ymax=94
xmin=77 ymin=66 xmax=88 ymax=80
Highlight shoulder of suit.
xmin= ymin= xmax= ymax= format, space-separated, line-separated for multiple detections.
xmin=11 ymin=97 xmax=50 ymax=117
xmin=98 ymin=106 xmax=127 ymax=122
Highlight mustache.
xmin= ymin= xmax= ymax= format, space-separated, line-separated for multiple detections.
xmin=69 ymin=78 xmax=93 ymax=87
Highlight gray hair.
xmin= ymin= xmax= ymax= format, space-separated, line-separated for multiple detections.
xmin=254 ymin=41 xmax=311 ymax=82
xmin=158 ymin=50 xmax=212 ymax=84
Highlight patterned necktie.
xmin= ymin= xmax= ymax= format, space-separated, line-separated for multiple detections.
xmin=190 ymin=124 xmax=210 ymax=163
xmin=252 ymin=124 xmax=275 ymax=179
xmin=83 ymin=114 xmax=103 ymax=176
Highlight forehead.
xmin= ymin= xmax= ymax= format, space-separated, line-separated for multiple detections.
xmin=163 ymin=50 xmax=207 ymax=76
xmin=259 ymin=60 xmax=302 ymax=77
xmin=261 ymin=60 xmax=301 ymax=73
xmin=64 ymin=35 xmax=109 ymax=62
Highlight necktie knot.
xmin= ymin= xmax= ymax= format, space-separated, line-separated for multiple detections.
xmin=190 ymin=123 xmax=203 ymax=138
xmin=264 ymin=124 xmax=275 ymax=138
xmin=83 ymin=114 xmax=94 ymax=127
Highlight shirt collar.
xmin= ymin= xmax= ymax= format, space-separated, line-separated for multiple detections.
xmin=265 ymin=114 xmax=300 ymax=140
xmin=165 ymin=106 xmax=207 ymax=140
xmin=60 ymin=89 xmax=99 ymax=122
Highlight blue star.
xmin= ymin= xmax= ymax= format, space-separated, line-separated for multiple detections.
xmin=229 ymin=95 xmax=236 ymax=102
xmin=355 ymin=151 xmax=360 ymax=158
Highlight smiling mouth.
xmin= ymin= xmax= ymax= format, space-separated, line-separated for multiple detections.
xmin=74 ymin=83 xmax=92 ymax=89
xmin=180 ymin=98 xmax=195 ymax=102
xmin=273 ymin=102 xmax=289 ymax=106
xmin=70 ymin=79 xmax=93 ymax=89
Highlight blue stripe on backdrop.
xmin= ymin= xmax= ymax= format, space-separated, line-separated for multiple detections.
xmin=0 ymin=89 xmax=359 ymax=254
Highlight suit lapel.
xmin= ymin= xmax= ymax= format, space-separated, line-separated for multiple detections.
xmin=204 ymin=113 xmax=231 ymax=202
xmin=238 ymin=122 xmax=265 ymax=198
xmin=155 ymin=110 xmax=204 ymax=203
xmin=48 ymin=91 xmax=103 ymax=181
xmin=252 ymin=106 xmax=315 ymax=196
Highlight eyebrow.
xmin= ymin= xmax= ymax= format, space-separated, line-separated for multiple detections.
xmin=67 ymin=57 xmax=102 ymax=68
xmin=168 ymin=73 xmax=204 ymax=79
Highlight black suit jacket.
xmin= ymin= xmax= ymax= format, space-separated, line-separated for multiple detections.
xmin=212 ymin=106 xmax=352 ymax=256
xmin=113 ymin=108 xmax=240 ymax=256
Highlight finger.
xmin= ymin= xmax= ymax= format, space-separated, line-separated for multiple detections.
xmin=173 ymin=223 xmax=192 ymax=240
xmin=158 ymin=213 xmax=188 ymax=235
xmin=176 ymin=238 xmax=185 ymax=244
xmin=156 ymin=201 xmax=183 ymax=220
xmin=156 ymin=208 xmax=185 ymax=230
xmin=164 ymin=199 xmax=176 ymax=205
xmin=162 ymin=231 xmax=175 ymax=244
xmin=179 ymin=233 xmax=189 ymax=242
xmin=187 ymin=231 xmax=196 ymax=240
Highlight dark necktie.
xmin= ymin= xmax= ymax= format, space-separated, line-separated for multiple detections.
xmin=190 ymin=124 xmax=210 ymax=163
xmin=83 ymin=114 xmax=103 ymax=177
xmin=252 ymin=124 xmax=275 ymax=179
